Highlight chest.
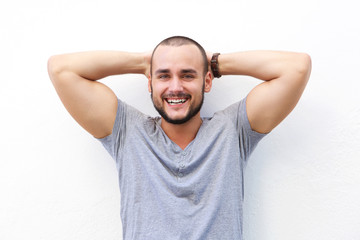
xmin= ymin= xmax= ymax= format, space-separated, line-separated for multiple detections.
xmin=119 ymin=120 xmax=242 ymax=186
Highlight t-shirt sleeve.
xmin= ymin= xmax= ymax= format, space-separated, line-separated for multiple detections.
xmin=95 ymin=99 xmax=126 ymax=162
xmin=224 ymin=97 xmax=267 ymax=164
xmin=239 ymin=97 xmax=267 ymax=162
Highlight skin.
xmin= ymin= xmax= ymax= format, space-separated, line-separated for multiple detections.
xmin=220 ymin=51 xmax=311 ymax=133
xmin=48 ymin=45 xmax=311 ymax=150
xmin=148 ymin=45 xmax=212 ymax=149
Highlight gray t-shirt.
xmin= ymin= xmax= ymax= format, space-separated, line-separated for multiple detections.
xmin=98 ymin=98 xmax=266 ymax=240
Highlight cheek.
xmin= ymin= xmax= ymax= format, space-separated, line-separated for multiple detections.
xmin=151 ymin=82 xmax=167 ymax=95
xmin=189 ymin=82 xmax=204 ymax=94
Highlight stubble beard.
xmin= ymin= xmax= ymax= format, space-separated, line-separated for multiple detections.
xmin=151 ymin=84 xmax=205 ymax=125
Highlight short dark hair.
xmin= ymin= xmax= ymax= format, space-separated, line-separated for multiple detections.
xmin=150 ymin=36 xmax=208 ymax=76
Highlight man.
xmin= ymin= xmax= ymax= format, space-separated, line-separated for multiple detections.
xmin=48 ymin=36 xmax=311 ymax=239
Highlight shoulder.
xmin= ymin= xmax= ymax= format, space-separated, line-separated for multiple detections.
xmin=210 ymin=97 xmax=267 ymax=137
xmin=117 ymin=99 xmax=152 ymax=121
xmin=211 ymin=98 xmax=245 ymax=123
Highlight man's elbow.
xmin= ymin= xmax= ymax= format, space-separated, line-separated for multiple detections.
xmin=47 ymin=55 xmax=68 ymax=83
xmin=47 ymin=55 xmax=59 ymax=80
xmin=47 ymin=55 xmax=59 ymax=74
xmin=297 ymin=53 xmax=312 ymax=83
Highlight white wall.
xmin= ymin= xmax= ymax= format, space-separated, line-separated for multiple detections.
xmin=1 ymin=0 xmax=359 ymax=239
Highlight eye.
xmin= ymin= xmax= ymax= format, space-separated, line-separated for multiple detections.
xmin=183 ymin=74 xmax=195 ymax=79
xmin=159 ymin=74 xmax=170 ymax=79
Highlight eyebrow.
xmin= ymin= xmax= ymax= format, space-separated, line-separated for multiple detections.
xmin=181 ymin=69 xmax=197 ymax=74
xmin=154 ymin=69 xmax=170 ymax=75
xmin=154 ymin=68 xmax=198 ymax=75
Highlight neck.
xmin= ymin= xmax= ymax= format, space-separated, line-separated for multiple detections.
xmin=161 ymin=113 xmax=203 ymax=150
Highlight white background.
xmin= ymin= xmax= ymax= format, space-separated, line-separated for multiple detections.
xmin=1 ymin=0 xmax=359 ymax=239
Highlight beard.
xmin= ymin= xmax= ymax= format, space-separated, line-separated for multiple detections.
xmin=151 ymin=85 xmax=205 ymax=125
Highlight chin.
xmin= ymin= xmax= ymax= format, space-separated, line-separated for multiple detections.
xmin=151 ymin=92 xmax=203 ymax=125
xmin=162 ymin=114 xmax=192 ymax=125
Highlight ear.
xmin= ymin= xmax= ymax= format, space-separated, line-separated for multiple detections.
xmin=204 ymin=71 xmax=212 ymax=93
xmin=148 ymin=75 xmax=152 ymax=93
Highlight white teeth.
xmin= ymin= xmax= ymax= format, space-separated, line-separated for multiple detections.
xmin=167 ymin=99 xmax=187 ymax=105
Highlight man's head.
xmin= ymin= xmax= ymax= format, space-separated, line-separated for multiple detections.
xmin=150 ymin=36 xmax=208 ymax=77
xmin=148 ymin=36 xmax=212 ymax=124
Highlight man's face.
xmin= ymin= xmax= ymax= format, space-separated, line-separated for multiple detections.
xmin=149 ymin=44 xmax=212 ymax=124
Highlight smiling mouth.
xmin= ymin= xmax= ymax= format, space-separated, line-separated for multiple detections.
xmin=165 ymin=98 xmax=188 ymax=105
xmin=163 ymin=93 xmax=191 ymax=106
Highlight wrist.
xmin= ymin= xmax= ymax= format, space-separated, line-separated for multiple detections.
xmin=114 ymin=52 xmax=149 ymax=75
xmin=211 ymin=53 xmax=222 ymax=78
xmin=141 ymin=51 xmax=151 ymax=77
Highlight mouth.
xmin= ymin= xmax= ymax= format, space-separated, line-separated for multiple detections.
xmin=163 ymin=93 xmax=191 ymax=106
xmin=165 ymin=98 xmax=189 ymax=105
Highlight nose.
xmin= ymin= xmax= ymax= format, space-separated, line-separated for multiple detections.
xmin=168 ymin=76 xmax=183 ymax=92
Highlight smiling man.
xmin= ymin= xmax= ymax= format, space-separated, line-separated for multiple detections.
xmin=48 ymin=36 xmax=311 ymax=239
xmin=150 ymin=43 xmax=209 ymax=124
xmin=149 ymin=40 xmax=212 ymax=149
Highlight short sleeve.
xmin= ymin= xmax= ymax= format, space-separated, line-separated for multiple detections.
xmin=223 ymin=97 xmax=267 ymax=164
xmin=96 ymin=99 xmax=126 ymax=162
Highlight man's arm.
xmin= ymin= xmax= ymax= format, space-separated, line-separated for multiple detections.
xmin=47 ymin=51 xmax=149 ymax=138
xmin=217 ymin=51 xmax=311 ymax=133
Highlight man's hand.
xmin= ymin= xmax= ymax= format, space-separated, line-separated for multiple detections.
xmin=143 ymin=51 xmax=152 ymax=78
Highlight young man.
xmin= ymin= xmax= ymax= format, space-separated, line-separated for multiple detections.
xmin=48 ymin=36 xmax=311 ymax=239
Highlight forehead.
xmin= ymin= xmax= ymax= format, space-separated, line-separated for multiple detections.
xmin=152 ymin=45 xmax=203 ymax=72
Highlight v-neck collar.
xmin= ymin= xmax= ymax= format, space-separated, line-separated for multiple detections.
xmin=156 ymin=117 xmax=208 ymax=153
